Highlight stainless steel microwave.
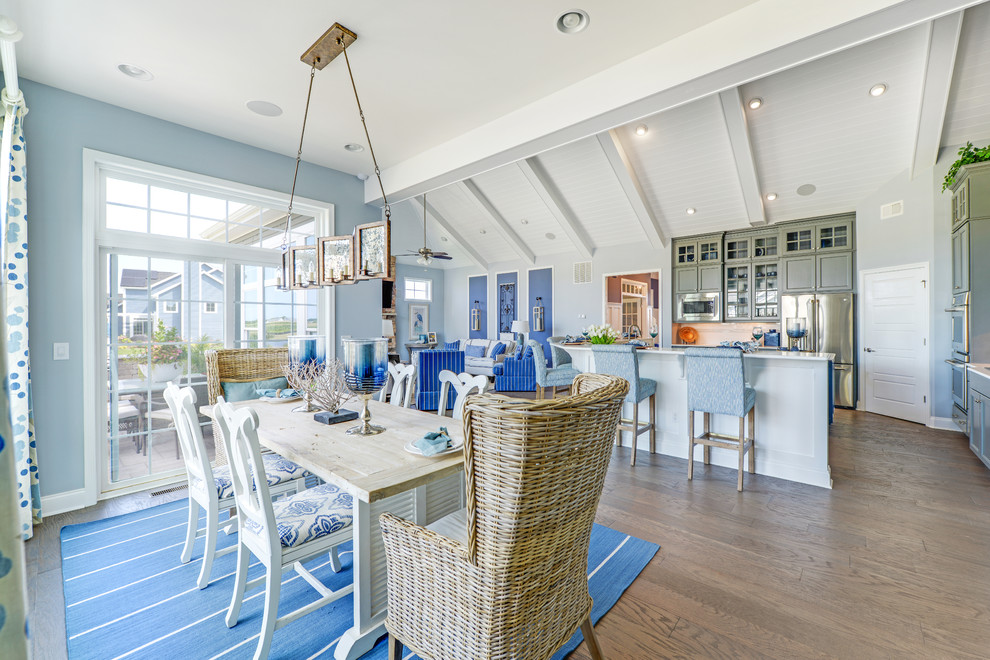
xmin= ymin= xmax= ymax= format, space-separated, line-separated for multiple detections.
xmin=676 ymin=292 xmax=721 ymax=322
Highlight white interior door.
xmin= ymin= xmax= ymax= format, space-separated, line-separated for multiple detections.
xmin=860 ymin=264 xmax=929 ymax=424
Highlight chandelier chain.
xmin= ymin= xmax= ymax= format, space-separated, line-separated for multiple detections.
xmin=282 ymin=63 xmax=318 ymax=252
xmin=341 ymin=40 xmax=390 ymax=222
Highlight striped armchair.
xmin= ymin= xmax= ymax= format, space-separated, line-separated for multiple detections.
xmin=492 ymin=348 xmax=537 ymax=392
xmin=416 ymin=350 xmax=465 ymax=411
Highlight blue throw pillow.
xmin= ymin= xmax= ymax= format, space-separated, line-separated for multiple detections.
xmin=522 ymin=345 xmax=534 ymax=360
xmin=488 ymin=342 xmax=506 ymax=359
xmin=221 ymin=376 xmax=289 ymax=402
xmin=465 ymin=345 xmax=486 ymax=357
xmin=442 ymin=340 xmax=460 ymax=350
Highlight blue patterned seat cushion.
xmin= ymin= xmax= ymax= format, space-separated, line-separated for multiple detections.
xmin=544 ymin=367 xmax=581 ymax=387
xmin=684 ymin=347 xmax=754 ymax=417
xmin=244 ymin=483 xmax=354 ymax=548
xmin=199 ymin=454 xmax=310 ymax=500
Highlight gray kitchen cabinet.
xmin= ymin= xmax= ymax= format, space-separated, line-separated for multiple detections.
xmin=816 ymin=219 xmax=852 ymax=252
xmin=676 ymin=265 xmax=721 ymax=293
xmin=752 ymin=234 xmax=779 ymax=259
xmin=817 ymin=252 xmax=854 ymax=290
xmin=724 ymin=264 xmax=751 ymax=319
xmin=952 ymin=223 xmax=970 ymax=293
xmin=674 ymin=235 xmax=722 ymax=266
xmin=951 ymin=161 xmax=990 ymax=228
xmin=970 ymin=386 xmax=984 ymax=462
xmin=783 ymin=226 xmax=815 ymax=254
xmin=782 ymin=255 xmax=816 ymax=292
xmin=724 ymin=236 xmax=750 ymax=261
xmin=675 ymin=267 xmax=698 ymax=293
xmin=699 ymin=264 xmax=721 ymax=292
xmin=752 ymin=261 xmax=779 ymax=320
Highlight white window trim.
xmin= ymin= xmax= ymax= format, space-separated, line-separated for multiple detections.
xmin=204 ymin=301 xmax=218 ymax=314
xmin=161 ymin=300 xmax=178 ymax=313
xmin=404 ymin=277 xmax=432 ymax=302
xmin=80 ymin=149 xmax=334 ymax=504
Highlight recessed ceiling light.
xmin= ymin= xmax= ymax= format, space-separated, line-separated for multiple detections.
xmin=556 ymin=9 xmax=590 ymax=34
xmin=246 ymin=100 xmax=282 ymax=117
xmin=344 ymin=143 xmax=364 ymax=152
xmin=545 ymin=232 xmax=556 ymax=240
xmin=869 ymin=83 xmax=887 ymax=97
xmin=479 ymin=229 xmax=487 ymax=235
xmin=117 ymin=64 xmax=153 ymax=81
xmin=797 ymin=184 xmax=817 ymax=196
xmin=686 ymin=207 xmax=696 ymax=215
xmin=765 ymin=192 xmax=777 ymax=201
xmin=521 ymin=219 xmax=529 ymax=224
xmin=635 ymin=124 xmax=649 ymax=136
xmin=748 ymin=97 xmax=763 ymax=110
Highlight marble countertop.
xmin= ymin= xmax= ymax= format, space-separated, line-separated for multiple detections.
xmin=554 ymin=342 xmax=835 ymax=362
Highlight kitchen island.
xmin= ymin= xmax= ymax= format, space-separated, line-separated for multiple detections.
xmin=557 ymin=344 xmax=834 ymax=488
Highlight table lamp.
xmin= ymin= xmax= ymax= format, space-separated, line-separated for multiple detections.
xmin=511 ymin=319 xmax=530 ymax=345
xmin=381 ymin=319 xmax=395 ymax=338
xmin=341 ymin=337 xmax=388 ymax=435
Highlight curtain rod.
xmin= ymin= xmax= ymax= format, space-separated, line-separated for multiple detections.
xmin=0 ymin=16 xmax=23 ymax=110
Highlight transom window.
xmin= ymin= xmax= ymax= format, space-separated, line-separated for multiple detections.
xmin=404 ymin=277 xmax=432 ymax=301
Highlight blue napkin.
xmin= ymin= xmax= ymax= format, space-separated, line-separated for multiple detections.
xmin=414 ymin=426 xmax=453 ymax=456
xmin=256 ymin=388 xmax=299 ymax=399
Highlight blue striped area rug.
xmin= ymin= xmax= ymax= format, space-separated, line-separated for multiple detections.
xmin=62 ymin=500 xmax=658 ymax=659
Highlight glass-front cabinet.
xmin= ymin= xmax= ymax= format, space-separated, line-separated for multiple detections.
xmin=675 ymin=236 xmax=721 ymax=265
xmin=783 ymin=226 xmax=814 ymax=254
xmin=675 ymin=242 xmax=696 ymax=265
xmin=724 ymin=264 xmax=751 ymax=319
xmin=816 ymin=220 xmax=851 ymax=252
xmin=752 ymin=262 xmax=779 ymax=319
xmin=752 ymin=234 xmax=778 ymax=259
xmin=725 ymin=236 xmax=750 ymax=261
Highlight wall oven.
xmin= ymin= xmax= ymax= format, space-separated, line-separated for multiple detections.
xmin=676 ymin=292 xmax=721 ymax=323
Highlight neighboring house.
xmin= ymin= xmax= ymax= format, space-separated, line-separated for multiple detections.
xmin=116 ymin=264 xmax=223 ymax=342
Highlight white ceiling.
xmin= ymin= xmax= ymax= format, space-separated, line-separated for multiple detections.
xmin=4 ymin=0 xmax=990 ymax=269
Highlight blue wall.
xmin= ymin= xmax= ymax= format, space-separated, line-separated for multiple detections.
xmin=18 ymin=78 xmax=382 ymax=498
xmin=394 ymin=263 xmax=446 ymax=358
xmin=468 ymin=275 xmax=487 ymax=339
xmin=528 ymin=267 xmax=553 ymax=361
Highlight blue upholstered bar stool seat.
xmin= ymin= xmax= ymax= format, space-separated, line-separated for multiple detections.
xmin=684 ymin=347 xmax=756 ymax=491
xmin=590 ymin=344 xmax=657 ymax=466
xmin=529 ymin=340 xmax=580 ymax=399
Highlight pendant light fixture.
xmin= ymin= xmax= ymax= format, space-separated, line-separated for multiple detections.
xmin=275 ymin=23 xmax=392 ymax=290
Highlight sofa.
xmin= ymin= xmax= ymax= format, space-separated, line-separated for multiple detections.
xmin=461 ymin=338 xmax=516 ymax=377
xmin=492 ymin=345 xmax=536 ymax=392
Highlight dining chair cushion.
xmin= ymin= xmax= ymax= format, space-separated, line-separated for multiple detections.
xmin=221 ymin=377 xmax=289 ymax=402
xmin=488 ymin=342 xmax=507 ymax=359
xmin=545 ymin=367 xmax=582 ymax=387
xmin=244 ymin=483 xmax=354 ymax=548
xmin=465 ymin=344 xmax=486 ymax=358
xmin=684 ymin=347 xmax=754 ymax=417
xmin=637 ymin=377 xmax=658 ymax=401
xmin=200 ymin=454 xmax=310 ymax=499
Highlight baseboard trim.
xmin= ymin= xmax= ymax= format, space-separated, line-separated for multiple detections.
xmin=929 ymin=416 xmax=962 ymax=432
xmin=41 ymin=488 xmax=95 ymax=517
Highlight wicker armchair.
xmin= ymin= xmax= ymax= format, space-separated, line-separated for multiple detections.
xmin=380 ymin=372 xmax=629 ymax=660
xmin=205 ymin=348 xmax=288 ymax=465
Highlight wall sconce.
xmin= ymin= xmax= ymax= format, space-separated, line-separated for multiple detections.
xmin=532 ymin=296 xmax=545 ymax=333
xmin=471 ymin=299 xmax=482 ymax=332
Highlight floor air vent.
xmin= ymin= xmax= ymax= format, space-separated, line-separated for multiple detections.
xmin=573 ymin=261 xmax=592 ymax=284
xmin=150 ymin=484 xmax=188 ymax=497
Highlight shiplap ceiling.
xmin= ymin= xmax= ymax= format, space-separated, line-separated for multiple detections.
xmin=392 ymin=2 xmax=990 ymax=269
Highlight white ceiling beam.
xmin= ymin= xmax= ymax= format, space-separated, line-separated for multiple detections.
xmin=458 ymin=180 xmax=536 ymax=265
xmin=909 ymin=12 xmax=964 ymax=180
xmin=718 ymin=88 xmax=767 ymax=227
xmin=369 ymin=0 xmax=983 ymax=206
xmin=515 ymin=158 xmax=594 ymax=260
xmin=408 ymin=197 xmax=489 ymax=269
xmin=596 ymin=130 xmax=667 ymax=248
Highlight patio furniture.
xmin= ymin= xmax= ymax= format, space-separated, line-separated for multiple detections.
xmin=684 ymin=347 xmax=756 ymax=491
xmin=492 ymin=345 xmax=537 ymax=392
xmin=590 ymin=344 xmax=657 ymax=466
xmin=378 ymin=362 xmax=416 ymax=408
xmin=216 ymin=399 xmax=354 ymax=660
xmin=379 ymin=372 xmax=629 ymax=660
xmin=162 ymin=384 xmax=308 ymax=589
xmin=530 ymin=340 xmax=580 ymax=399
xmin=437 ymin=370 xmax=490 ymax=419
xmin=416 ymin=349 xmax=464 ymax=411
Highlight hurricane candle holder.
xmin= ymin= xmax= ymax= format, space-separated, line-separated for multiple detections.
xmin=341 ymin=337 xmax=389 ymax=435
xmin=287 ymin=335 xmax=327 ymax=412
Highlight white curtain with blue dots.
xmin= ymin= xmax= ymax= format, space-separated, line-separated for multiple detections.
xmin=1 ymin=98 xmax=39 ymax=540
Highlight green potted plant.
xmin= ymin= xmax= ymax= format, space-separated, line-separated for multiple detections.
xmin=942 ymin=142 xmax=990 ymax=192
xmin=138 ymin=319 xmax=187 ymax=382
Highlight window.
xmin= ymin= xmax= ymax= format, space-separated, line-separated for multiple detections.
xmin=85 ymin=149 xmax=332 ymax=496
xmin=404 ymin=277 xmax=432 ymax=301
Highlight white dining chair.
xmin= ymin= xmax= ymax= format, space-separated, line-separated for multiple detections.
xmin=216 ymin=400 xmax=355 ymax=660
xmin=162 ymin=383 xmax=309 ymax=589
xmin=378 ymin=362 xmax=416 ymax=408
xmin=437 ymin=370 xmax=490 ymax=420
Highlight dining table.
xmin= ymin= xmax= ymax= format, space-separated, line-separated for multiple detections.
xmin=204 ymin=397 xmax=465 ymax=660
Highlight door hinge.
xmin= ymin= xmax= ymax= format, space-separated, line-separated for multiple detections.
xmin=923 ymin=337 xmax=927 ymax=346
xmin=924 ymin=395 xmax=927 ymax=403
xmin=921 ymin=279 xmax=926 ymax=288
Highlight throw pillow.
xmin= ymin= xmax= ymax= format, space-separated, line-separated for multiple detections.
xmin=442 ymin=340 xmax=460 ymax=350
xmin=221 ymin=376 xmax=289 ymax=402
xmin=465 ymin=345 xmax=486 ymax=357
xmin=522 ymin=345 xmax=534 ymax=360
xmin=488 ymin=342 xmax=506 ymax=359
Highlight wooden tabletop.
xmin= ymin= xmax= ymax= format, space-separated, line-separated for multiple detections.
xmin=203 ymin=400 xmax=464 ymax=503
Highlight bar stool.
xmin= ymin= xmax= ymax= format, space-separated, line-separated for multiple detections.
xmin=684 ymin=347 xmax=755 ymax=491
xmin=590 ymin=344 xmax=656 ymax=466
xmin=529 ymin=340 xmax=580 ymax=399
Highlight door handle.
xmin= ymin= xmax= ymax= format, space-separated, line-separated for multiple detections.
xmin=864 ymin=347 xmax=874 ymax=353
xmin=834 ymin=364 xmax=851 ymax=370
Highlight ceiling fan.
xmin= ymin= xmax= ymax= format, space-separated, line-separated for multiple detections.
xmin=396 ymin=193 xmax=452 ymax=266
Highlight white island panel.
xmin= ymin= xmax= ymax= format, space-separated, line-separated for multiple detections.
xmin=560 ymin=346 xmax=832 ymax=489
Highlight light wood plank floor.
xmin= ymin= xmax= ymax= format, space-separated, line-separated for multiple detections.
xmin=25 ymin=410 xmax=990 ymax=659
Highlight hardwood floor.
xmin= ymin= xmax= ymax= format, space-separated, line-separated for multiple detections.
xmin=25 ymin=410 xmax=990 ymax=659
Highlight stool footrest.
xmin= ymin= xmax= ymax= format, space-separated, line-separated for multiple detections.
xmin=693 ymin=432 xmax=752 ymax=451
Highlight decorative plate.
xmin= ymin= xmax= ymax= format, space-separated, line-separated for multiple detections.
xmin=678 ymin=326 xmax=698 ymax=344
xmin=403 ymin=438 xmax=464 ymax=457
xmin=259 ymin=394 xmax=302 ymax=403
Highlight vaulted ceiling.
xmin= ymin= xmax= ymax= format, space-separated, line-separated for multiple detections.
xmin=6 ymin=1 xmax=990 ymax=269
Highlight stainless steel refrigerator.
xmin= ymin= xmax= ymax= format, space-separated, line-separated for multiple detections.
xmin=780 ymin=293 xmax=856 ymax=408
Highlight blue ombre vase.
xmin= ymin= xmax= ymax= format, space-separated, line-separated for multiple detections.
xmin=341 ymin=337 xmax=389 ymax=435
xmin=288 ymin=335 xmax=327 ymax=412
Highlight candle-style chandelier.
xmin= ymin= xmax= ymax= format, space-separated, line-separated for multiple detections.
xmin=275 ymin=23 xmax=392 ymax=291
